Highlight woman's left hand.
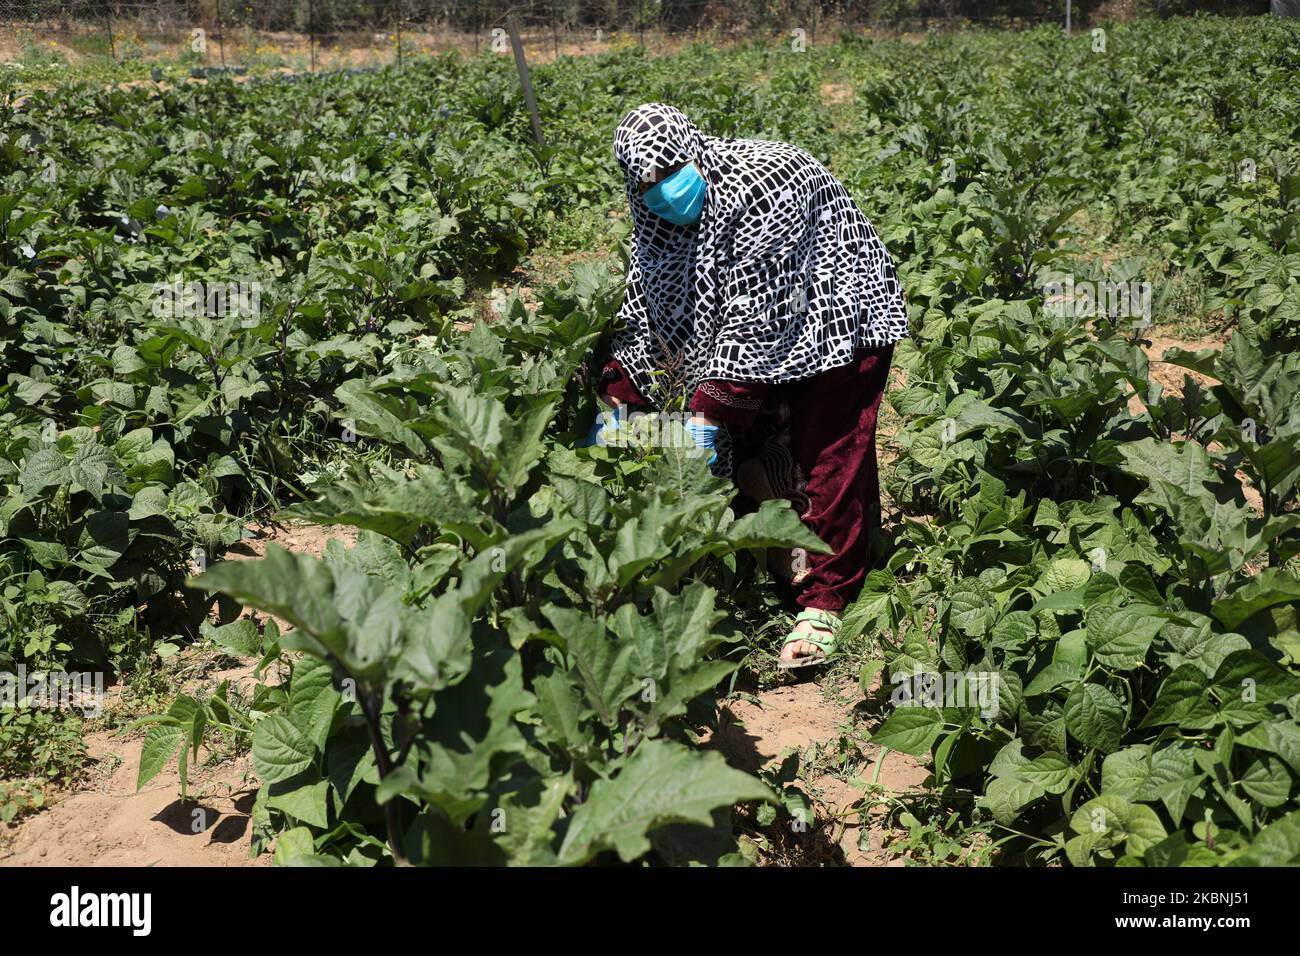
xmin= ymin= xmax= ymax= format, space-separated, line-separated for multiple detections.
xmin=686 ymin=415 xmax=720 ymax=465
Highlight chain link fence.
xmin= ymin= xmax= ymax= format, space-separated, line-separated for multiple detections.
xmin=0 ymin=1 xmax=1277 ymax=74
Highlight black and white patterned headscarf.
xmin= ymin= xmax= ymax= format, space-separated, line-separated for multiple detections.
xmin=610 ymin=103 xmax=908 ymax=404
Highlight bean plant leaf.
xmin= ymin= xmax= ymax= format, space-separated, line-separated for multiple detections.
xmin=1064 ymin=683 xmax=1126 ymax=753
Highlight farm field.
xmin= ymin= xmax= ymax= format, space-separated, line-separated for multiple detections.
xmin=1 ymin=15 xmax=1299 ymax=869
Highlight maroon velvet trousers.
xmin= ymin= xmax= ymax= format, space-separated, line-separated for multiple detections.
xmin=732 ymin=344 xmax=894 ymax=613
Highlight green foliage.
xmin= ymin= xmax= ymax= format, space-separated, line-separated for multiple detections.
xmin=3 ymin=15 xmax=1298 ymax=866
xmin=0 ymin=706 xmax=87 ymax=823
xmin=847 ymin=18 xmax=1300 ymax=866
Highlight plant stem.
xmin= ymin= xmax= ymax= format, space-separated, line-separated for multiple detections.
xmin=358 ymin=689 xmax=409 ymax=866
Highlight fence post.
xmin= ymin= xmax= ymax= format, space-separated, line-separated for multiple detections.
xmin=308 ymin=0 xmax=316 ymax=71
xmin=216 ymin=0 xmax=226 ymax=67
xmin=396 ymin=0 xmax=403 ymax=69
xmin=105 ymin=3 xmax=115 ymax=60
xmin=1066 ymin=0 xmax=1072 ymax=34
xmin=505 ymin=15 xmax=545 ymax=148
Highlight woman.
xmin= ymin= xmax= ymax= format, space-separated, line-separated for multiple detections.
xmin=593 ymin=103 xmax=908 ymax=668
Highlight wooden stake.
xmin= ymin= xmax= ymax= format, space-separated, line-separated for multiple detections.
xmin=506 ymin=15 xmax=545 ymax=147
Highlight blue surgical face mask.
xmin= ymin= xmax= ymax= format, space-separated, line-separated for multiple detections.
xmin=643 ymin=163 xmax=706 ymax=226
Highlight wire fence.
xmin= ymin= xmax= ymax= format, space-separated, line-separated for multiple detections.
xmin=0 ymin=1 xmax=1277 ymax=74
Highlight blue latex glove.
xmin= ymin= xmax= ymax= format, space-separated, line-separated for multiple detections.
xmin=578 ymin=408 xmax=624 ymax=448
xmin=686 ymin=420 xmax=719 ymax=466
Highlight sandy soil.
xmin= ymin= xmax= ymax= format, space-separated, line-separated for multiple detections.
xmin=711 ymin=679 xmax=929 ymax=866
xmin=5 ymin=668 xmax=921 ymax=867
xmin=231 ymin=520 xmax=360 ymax=560
xmin=820 ymin=82 xmax=854 ymax=106
xmin=0 ymin=722 xmax=265 ymax=867
xmin=0 ymin=521 xmax=361 ymax=867
xmin=1128 ymin=333 xmax=1225 ymax=416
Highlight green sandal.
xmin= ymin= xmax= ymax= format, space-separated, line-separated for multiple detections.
xmin=777 ymin=609 xmax=841 ymax=670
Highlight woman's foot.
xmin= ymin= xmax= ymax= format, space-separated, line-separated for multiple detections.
xmin=778 ymin=609 xmax=842 ymax=667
